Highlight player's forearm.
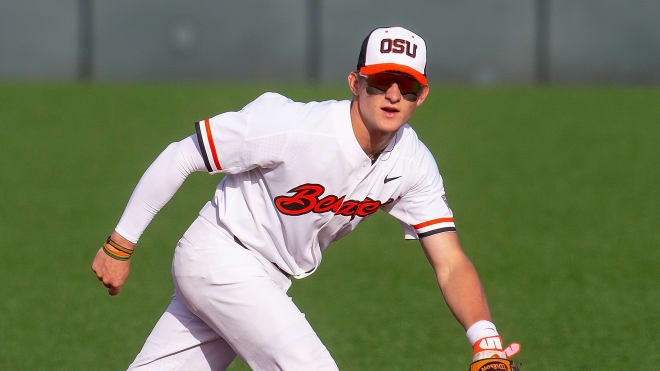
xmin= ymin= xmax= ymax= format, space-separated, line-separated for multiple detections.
xmin=114 ymin=135 xmax=208 ymax=243
xmin=420 ymin=233 xmax=493 ymax=330
xmin=436 ymin=257 xmax=492 ymax=330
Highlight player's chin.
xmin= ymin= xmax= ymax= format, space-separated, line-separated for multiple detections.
xmin=377 ymin=113 xmax=407 ymax=131
xmin=374 ymin=121 xmax=405 ymax=135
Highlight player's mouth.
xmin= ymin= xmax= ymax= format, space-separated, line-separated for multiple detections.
xmin=381 ymin=106 xmax=400 ymax=117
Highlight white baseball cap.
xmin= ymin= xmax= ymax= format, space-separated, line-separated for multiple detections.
xmin=357 ymin=26 xmax=428 ymax=85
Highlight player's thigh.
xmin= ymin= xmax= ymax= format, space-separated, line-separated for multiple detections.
xmin=128 ymin=291 xmax=236 ymax=371
xmin=173 ymin=239 xmax=338 ymax=371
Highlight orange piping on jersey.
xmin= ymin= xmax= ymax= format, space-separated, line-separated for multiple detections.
xmin=204 ymin=119 xmax=222 ymax=170
xmin=413 ymin=218 xmax=454 ymax=229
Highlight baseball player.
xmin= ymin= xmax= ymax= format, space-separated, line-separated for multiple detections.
xmin=92 ymin=26 xmax=519 ymax=371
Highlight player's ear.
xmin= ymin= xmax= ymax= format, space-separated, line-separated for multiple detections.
xmin=415 ymin=85 xmax=430 ymax=107
xmin=348 ymin=71 xmax=361 ymax=96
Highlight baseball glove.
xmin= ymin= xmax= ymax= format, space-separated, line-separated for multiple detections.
xmin=469 ymin=357 xmax=519 ymax=371
xmin=469 ymin=336 xmax=521 ymax=371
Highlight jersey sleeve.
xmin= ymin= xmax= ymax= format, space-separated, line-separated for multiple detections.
xmin=383 ymin=142 xmax=456 ymax=240
xmin=194 ymin=92 xmax=296 ymax=174
xmin=115 ymin=135 xmax=208 ymax=243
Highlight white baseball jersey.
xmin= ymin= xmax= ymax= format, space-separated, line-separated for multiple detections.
xmin=193 ymin=92 xmax=455 ymax=278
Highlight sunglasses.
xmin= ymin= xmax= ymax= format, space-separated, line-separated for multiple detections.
xmin=360 ymin=72 xmax=423 ymax=102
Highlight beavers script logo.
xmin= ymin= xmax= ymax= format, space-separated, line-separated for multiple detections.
xmin=274 ymin=183 xmax=393 ymax=219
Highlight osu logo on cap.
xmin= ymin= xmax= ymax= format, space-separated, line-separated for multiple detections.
xmin=379 ymin=38 xmax=417 ymax=58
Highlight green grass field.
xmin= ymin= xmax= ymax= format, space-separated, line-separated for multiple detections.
xmin=1 ymin=82 xmax=658 ymax=370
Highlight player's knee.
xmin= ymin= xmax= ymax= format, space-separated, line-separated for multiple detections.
xmin=253 ymin=322 xmax=338 ymax=371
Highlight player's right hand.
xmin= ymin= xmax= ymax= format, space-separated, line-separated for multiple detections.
xmin=91 ymin=247 xmax=131 ymax=296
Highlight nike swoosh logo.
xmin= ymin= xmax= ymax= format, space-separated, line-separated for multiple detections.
xmin=384 ymin=176 xmax=402 ymax=183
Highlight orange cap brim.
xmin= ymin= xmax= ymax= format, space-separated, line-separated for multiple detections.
xmin=360 ymin=63 xmax=427 ymax=86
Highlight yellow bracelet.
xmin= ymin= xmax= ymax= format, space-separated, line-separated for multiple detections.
xmin=106 ymin=236 xmax=134 ymax=255
xmin=102 ymin=243 xmax=131 ymax=260
xmin=102 ymin=236 xmax=133 ymax=260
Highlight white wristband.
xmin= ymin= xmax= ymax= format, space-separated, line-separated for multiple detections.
xmin=466 ymin=320 xmax=499 ymax=345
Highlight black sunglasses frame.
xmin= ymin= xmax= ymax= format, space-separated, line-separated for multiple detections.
xmin=359 ymin=72 xmax=422 ymax=102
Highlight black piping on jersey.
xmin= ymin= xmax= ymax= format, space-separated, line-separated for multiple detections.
xmin=417 ymin=226 xmax=457 ymax=238
xmin=194 ymin=121 xmax=213 ymax=172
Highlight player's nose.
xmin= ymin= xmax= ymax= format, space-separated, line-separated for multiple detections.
xmin=384 ymin=83 xmax=402 ymax=103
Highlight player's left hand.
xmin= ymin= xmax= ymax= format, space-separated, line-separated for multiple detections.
xmin=91 ymin=247 xmax=132 ymax=296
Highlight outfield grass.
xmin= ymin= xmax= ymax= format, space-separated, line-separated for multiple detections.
xmin=1 ymin=83 xmax=658 ymax=370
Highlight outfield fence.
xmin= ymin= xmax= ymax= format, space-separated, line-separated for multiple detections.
xmin=1 ymin=0 xmax=659 ymax=84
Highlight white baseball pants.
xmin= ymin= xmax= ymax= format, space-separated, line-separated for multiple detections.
xmin=128 ymin=217 xmax=338 ymax=371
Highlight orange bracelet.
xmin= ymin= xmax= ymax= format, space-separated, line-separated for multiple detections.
xmin=102 ymin=236 xmax=133 ymax=260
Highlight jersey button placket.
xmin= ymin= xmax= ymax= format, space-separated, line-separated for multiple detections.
xmin=356 ymin=160 xmax=370 ymax=180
